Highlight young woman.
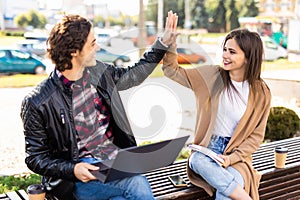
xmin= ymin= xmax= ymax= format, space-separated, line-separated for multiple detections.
xmin=163 ymin=29 xmax=271 ymax=200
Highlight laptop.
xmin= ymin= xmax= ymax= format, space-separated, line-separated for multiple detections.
xmin=91 ymin=135 xmax=189 ymax=183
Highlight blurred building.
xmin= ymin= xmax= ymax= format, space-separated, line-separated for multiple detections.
xmin=0 ymin=0 xmax=39 ymax=29
xmin=240 ymin=0 xmax=300 ymax=36
xmin=259 ymin=0 xmax=300 ymax=19
xmin=0 ymin=0 xmax=88 ymax=30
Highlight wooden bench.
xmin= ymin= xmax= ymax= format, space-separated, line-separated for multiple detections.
xmin=144 ymin=136 xmax=300 ymax=200
xmin=0 ymin=190 xmax=28 ymax=200
xmin=2 ymin=137 xmax=300 ymax=200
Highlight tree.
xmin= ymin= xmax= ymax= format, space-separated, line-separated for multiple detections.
xmin=145 ymin=0 xmax=158 ymax=24
xmin=191 ymin=0 xmax=209 ymax=29
xmin=210 ymin=0 xmax=226 ymax=32
xmin=14 ymin=14 xmax=29 ymax=28
xmin=93 ymin=15 xmax=105 ymax=27
xmin=14 ymin=10 xmax=46 ymax=29
xmin=242 ymin=0 xmax=259 ymax=17
xmin=228 ymin=0 xmax=240 ymax=30
xmin=145 ymin=0 xmax=185 ymax=28
xmin=164 ymin=0 xmax=184 ymax=28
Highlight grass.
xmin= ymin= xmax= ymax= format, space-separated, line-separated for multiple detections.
xmin=151 ymin=59 xmax=300 ymax=78
xmin=0 ymin=74 xmax=47 ymax=88
xmin=262 ymin=59 xmax=300 ymax=71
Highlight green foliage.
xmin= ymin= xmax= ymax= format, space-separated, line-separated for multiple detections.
xmin=145 ymin=0 xmax=259 ymax=32
xmin=0 ymin=174 xmax=41 ymax=194
xmin=211 ymin=0 xmax=226 ymax=32
xmin=145 ymin=0 xmax=158 ymax=24
xmin=228 ymin=0 xmax=240 ymax=30
xmin=164 ymin=0 xmax=184 ymax=28
xmin=242 ymin=0 xmax=259 ymax=17
xmin=191 ymin=0 xmax=209 ymax=29
xmin=176 ymin=147 xmax=190 ymax=160
xmin=265 ymin=107 xmax=300 ymax=141
xmin=93 ymin=15 xmax=106 ymax=27
xmin=14 ymin=15 xmax=29 ymax=27
xmin=0 ymin=31 xmax=24 ymax=37
xmin=14 ymin=10 xmax=47 ymax=28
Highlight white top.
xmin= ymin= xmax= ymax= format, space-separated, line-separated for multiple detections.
xmin=212 ymin=80 xmax=249 ymax=137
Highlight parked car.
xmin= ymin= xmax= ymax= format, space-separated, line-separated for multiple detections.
xmin=217 ymin=35 xmax=288 ymax=62
xmin=96 ymin=48 xmax=130 ymax=66
xmin=159 ymin=47 xmax=206 ymax=65
xmin=120 ymin=22 xmax=157 ymax=47
xmin=261 ymin=36 xmax=288 ymax=61
xmin=177 ymin=48 xmax=206 ymax=64
xmin=0 ymin=49 xmax=46 ymax=74
xmin=94 ymin=28 xmax=118 ymax=47
xmin=131 ymin=35 xmax=156 ymax=47
xmin=15 ymin=39 xmax=47 ymax=57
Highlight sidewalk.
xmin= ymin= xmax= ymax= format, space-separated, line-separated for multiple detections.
xmin=0 ymin=69 xmax=299 ymax=176
xmin=262 ymin=69 xmax=300 ymax=82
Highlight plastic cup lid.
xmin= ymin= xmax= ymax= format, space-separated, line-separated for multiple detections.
xmin=275 ymin=146 xmax=288 ymax=153
xmin=27 ymin=184 xmax=45 ymax=194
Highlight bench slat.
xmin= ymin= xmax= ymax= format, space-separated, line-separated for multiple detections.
xmin=5 ymin=192 xmax=22 ymax=200
xmin=260 ymin=182 xmax=300 ymax=199
xmin=155 ymin=187 xmax=213 ymax=200
xmin=16 ymin=190 xmax=28 ymax=200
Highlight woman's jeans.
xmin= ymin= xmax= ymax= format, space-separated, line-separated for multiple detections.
xmin=74 ymin=157 xmax=154 ymax=200
xmin=189 ymin=135 xmax=245 ymax=200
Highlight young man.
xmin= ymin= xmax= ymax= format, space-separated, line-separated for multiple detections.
xmin=21 ymin=12 xmax=178 ymax=200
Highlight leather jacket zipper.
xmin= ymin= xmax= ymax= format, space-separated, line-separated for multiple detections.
xmin=60 ymin=109 xmax=65 ymax=125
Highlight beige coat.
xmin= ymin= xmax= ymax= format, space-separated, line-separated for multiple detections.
xmin=163 ymin=51 xmax=271 ymax=200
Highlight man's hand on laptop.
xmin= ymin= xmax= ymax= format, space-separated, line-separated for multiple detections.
xmin=74 ymin=162 xmax=99 ymax=182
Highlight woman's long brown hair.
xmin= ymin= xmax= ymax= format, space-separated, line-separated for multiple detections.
xmin=220 ymin=28 xmax=264 ymax=94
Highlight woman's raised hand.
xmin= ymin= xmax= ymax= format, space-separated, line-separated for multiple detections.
xmin=161 ymin=10 xmax=179 ymax=47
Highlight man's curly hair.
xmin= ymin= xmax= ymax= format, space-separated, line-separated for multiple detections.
xmin=47 ymin=15 xmax=92 ymax=72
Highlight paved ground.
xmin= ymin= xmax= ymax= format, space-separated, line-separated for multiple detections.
xmin=0 ymin=87 xmax=33 ymax=175
xmin=1 ymin=38 xmax=299 ymax=176
xmin=0 ymin=71 xmax=299 ymax=176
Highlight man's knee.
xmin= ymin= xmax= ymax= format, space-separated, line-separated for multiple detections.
xmin=129 ymin=176 xmax=154 ymax=199
xmin=130 ymin=175 xmax=150 ymax=188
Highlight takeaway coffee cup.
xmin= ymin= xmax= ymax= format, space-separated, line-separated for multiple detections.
xmin=27 ymin=184 xmax=45 ymax=200
xmin=274 ymin=147 xmax=288 ymax=168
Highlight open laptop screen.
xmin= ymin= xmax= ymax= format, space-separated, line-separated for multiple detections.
xmin=91 ymin=135 xmax=189 ymax=183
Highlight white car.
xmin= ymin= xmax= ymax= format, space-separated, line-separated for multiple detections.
xmin=261 ymin=36 xmax=288 ymax=61
xmin=94 ymin=28 xmax=118 ymax=47
xmin=216 ymin=35 xmax=288 ymax=63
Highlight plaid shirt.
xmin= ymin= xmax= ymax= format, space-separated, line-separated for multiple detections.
xmin=57 ymin=69 xmax=118 ymax=161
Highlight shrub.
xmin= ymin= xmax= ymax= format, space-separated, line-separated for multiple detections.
xmin=176 ymin=147 xmax=190 ymax=160
xmin=0 ymin=173 xmax=41 ymax=193
xmin=0 ymin=31 xmax=24 ymax=37
xmin=265 ymin=106 xmax=300 ymax=141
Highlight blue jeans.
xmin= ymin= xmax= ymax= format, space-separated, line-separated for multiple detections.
xmin=74 ymin=157 xmax=154 ymax=200
xmin=189 ymin=135 xmax=244 ymax=200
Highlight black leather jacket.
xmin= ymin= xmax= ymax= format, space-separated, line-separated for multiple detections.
xmin=20 ymin=40 xmax=168 ymax=183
